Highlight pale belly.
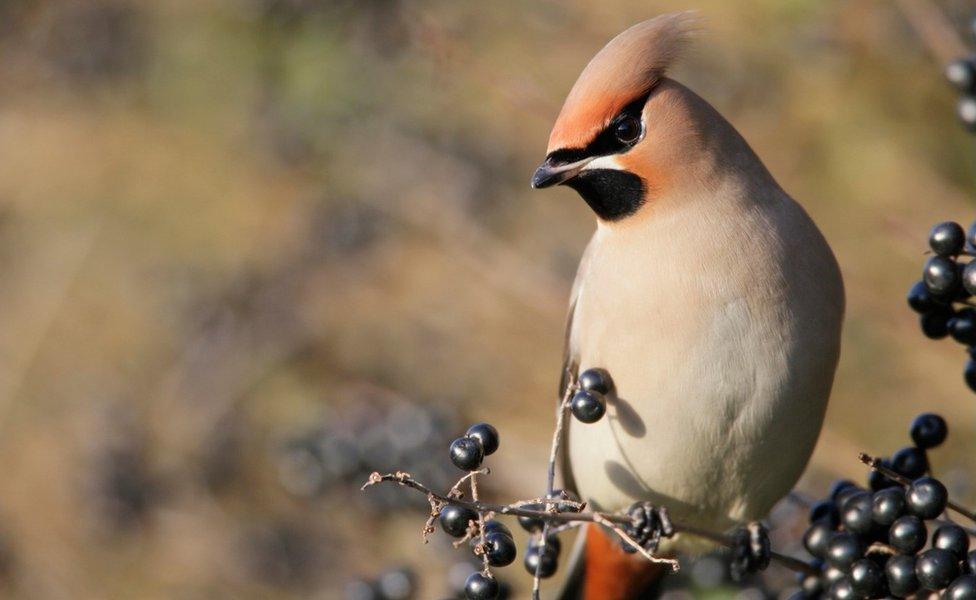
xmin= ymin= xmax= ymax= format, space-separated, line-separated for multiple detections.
xmin=565 ymin=229 xmax=839 ymax=551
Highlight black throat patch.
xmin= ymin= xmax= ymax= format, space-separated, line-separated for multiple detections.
xmin=564 ymin=169 xmax=646 ymax=222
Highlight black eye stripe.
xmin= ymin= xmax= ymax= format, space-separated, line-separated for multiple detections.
xmin=546 ymin=88 xmax=652 ymax=166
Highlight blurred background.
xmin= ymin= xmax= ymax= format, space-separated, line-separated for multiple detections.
xmin=0 ymin=0 xmax=975 ymax=598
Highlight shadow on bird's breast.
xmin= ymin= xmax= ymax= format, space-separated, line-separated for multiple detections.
xmin=604 ymin=460 xmax=650 ymax=498
xmin=602 ymin=460 xmax=698 ymax=517
xmin=610 ymin=394 xmax=645 ymax=438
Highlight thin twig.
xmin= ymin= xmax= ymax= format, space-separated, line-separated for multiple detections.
xmin=859 ymin=453 xmax=976 ymax=524
xmin=592 ymin=513 xmax=681 ymax=571
xmin=362 ymin=471 xmax=820 ymax=575
xmin=470 ymin=471 xmax=490 ymax=575
xmin=450 ymin=468 xmax=489 ymax=497
xmin=533 ymin=386 xmax=576 ymax=599
xmin=362 ymin=471 xmax=629 ymax=525
xmin=674 ymin=522 xmax=817 ymax=575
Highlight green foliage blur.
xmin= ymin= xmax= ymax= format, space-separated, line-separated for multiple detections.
xmin=0 ymin=0 xmax=974 ymax=597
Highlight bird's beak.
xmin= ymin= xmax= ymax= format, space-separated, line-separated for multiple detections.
xmin=531 ymin=156 xmax=593 ymax=189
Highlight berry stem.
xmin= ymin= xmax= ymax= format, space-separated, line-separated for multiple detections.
xmin=532 ymin=381 xmax=576 ymax=599
xmin=362 ymin=472 xmax=819 ymax=575
xmin=859 ymin=453 xmax=976 ymax=523
xmin=592 ymin=512 xmax=680 ymax=570
xmin=470 ymin=470 xmax=491 ymax=575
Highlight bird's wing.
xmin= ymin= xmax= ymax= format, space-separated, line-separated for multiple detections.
xmin=557 ymin=296 xmax=580 ymax=498
xmin=558 ymin=234 xmax=596 ymax=497
xmin=554 ymin=244 xmax=586 ymax=600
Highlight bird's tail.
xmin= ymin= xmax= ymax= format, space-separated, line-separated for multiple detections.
xmin=556 ymin=524 xmax=668 ymax=600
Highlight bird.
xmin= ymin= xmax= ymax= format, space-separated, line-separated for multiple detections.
xmin=530 ymin=13 xmax=845 ymax=599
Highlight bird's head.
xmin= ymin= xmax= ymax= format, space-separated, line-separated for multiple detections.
xmin=532 ymin=13 xmax=703 ymax=222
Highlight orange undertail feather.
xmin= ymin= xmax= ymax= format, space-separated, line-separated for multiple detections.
xmin=558 ymin=525 xmax=668 ymax=600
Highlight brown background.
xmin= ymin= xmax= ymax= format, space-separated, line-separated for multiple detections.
xmin=0 ymin=0 xmax=974 ymax=598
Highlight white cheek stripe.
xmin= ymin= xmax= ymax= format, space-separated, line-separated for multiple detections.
xmin=583 ymin=155 xmax=625 ymax=171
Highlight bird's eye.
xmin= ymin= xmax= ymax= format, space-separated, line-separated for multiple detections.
xmin=613 ymin=116 xmax=642 ymax=144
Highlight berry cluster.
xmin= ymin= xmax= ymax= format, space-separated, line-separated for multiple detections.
xmin=946 ymin=23 xmax=976 ymax=132
xmin=440 ymin=418 xmax=585 ymax=599
xmin=361 ymin=365 xmax=804 ymax=599
xmin=570 ymin=368 xmax=612 ymax=424
xmin=442 ymin=422 xmax=513 ymax=599
xmin=793 ymin=413 xmax=971 ymax=599
xmin=449 ymin=423 xmax=500 ymax=472
xmin=907 ymin=221 xmax=976 ymax=393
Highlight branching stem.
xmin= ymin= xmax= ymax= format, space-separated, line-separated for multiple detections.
xmin=859 ymin=453 xmax=976 ymax=523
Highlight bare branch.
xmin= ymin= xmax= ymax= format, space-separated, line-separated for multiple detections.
xmin=592 ymin=513 xmax=680 ymax=571
xmin=362 ymin=470 xmax=820 ymax=575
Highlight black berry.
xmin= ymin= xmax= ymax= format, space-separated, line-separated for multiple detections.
xmin=911 ymin=413 xmax=948 ymax=449
xmin=830 ymin=480 xmax=858 ymax=502
xmin=947 ymin=58 xmax=976 ymax=93
xmin=951 ymin=309 xmax=976 ymax=345
xmin=891 ymin=446 xmax=928 ymax=480
xmin=889 ymin=515 xmax=927 ymax=555
xmin=450 ymin=437 xmax=485 ymax=471
xmin=810 ymin=499 xmax=840 ymax=527
xmin=948 ymin=574 xmax=976 ymax=600
xmin=934 ymin=524 xmax=971 ymax=561
xmin=921 ymin=307 xmax=954 ymax=339
xmin=825 ymin=565 xmax=846 ymax=584
xmin=523 ymin=543 xmax=558 ymax=578
xmin=964 ymin=261 xmax=976 ymax=296
xmin=484 ymin=532 xmax=517 ymax=567
xmin=465 ymin=423 xmax=500 ymax=456
xmin=967 ymin=550 xmax=976 ymax=574
xmin=570 ymin=389 xmax=606 ymax=424
xmin=930 ymin=221 xmax=967 ymax=256
xmin=804 ymin=521 xmax=833 ymax=559
xmin=908 ymin=280 xmax=938 ymax=314
xmin=827 ymin=576 xmax=857 ymax=599
xmin=886 ymin=554 xmax=919 ymax=598
xmin=797 ymin=569 xmax=824 ymax=596
xmin=517 ymin=504 xmax=545 ymax=533
xmin=440 ymin=504 xmax=478 ymax=538
xmin=960 ymin=96 xmax=976 ymax=132
xmin=906 ymin=477 xmax=948 ymax=520
xmin=464 ymin=572 xmax=499 ymax=600
xmin=967 ymin=360 xmax=976 ymax=393
xmin=924 ymin=256 xmax=961 ymax=296
xmin=578 ymin=368 xmax=613 ymax=394
xmin=869 ymin=460 xmax=898 ymax=491
xmin=483 ymin=519 xmax=512 ymax=539
xmin=850 ymin=558 xmax=886 ymax=598
xmin=916 ymin=548 xmax=960 ymax=591
xmin=840 ymin=490 xmax=874 ymax=535
xmin=872 ymin=487 xmax=906 ymax=526
xmin=529 ymin=535 xmax=562 ymax=556
xmin=826 ymin=532 xmax=864 ymax=572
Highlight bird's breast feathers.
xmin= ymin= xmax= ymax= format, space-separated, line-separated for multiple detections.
xmin=565 ymin=188 xmax=843 ymax=544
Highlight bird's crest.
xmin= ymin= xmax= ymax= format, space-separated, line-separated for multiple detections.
xmin=547 ymin=12 xmax=699 ymax=153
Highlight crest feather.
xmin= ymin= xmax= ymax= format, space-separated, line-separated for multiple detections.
xmin=548 ymin=12 xmax=699 ymax=152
